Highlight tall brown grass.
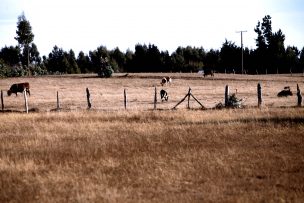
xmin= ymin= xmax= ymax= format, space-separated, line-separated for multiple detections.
xmin=0 ymin=107 xmax=303 ymax=202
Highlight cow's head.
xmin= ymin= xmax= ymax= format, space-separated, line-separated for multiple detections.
xmin=7 ymin=90 xmax=12 ymax=96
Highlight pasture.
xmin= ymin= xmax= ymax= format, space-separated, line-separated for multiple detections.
xmin=0 ymin=73 xmax=303 ymax=111
xmin=0 ymin=73 xmax=304 ymax=202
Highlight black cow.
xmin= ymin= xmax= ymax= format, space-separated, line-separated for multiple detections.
xmin=7 ymin=82 xmax=30 ymax=96
xmin=204 ymin=70 xmax=214 ymax=77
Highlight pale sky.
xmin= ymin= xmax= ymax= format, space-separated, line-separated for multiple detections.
xmin=1 ymin=0 xmax=303 ymax=56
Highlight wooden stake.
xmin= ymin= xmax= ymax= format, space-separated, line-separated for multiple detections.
xmin=24 ymin=89 xmax=28 ymax=114
xmin=257 ymin=83 xmax=262 ymax=108
xmin=124 ymin=89 xmax=127 ymax=110
xmin=1 ymin=90 xmax=4 ymax=111
xmin=297 ymin=84 xmax=302 ymax=107
xmin=86 ymin=88 xmax=92 ymax=109
xmin=187 ymin=87 xmax=191 ymax=109
xmin=225 ymin=85 xmax=229 ymax=107
xmin=56 ymin=91 xmax=60 ymax=110
xmin=154 ymin=86 xmax=157 ymax=110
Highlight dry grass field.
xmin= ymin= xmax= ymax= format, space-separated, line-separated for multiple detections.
xmin=0 ymin=73 xmax=304 ymax=202
xmin=0 ymin=72 xmax=303 ymax=111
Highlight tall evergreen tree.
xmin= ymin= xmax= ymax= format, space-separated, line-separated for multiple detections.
xmin=15 ymin=12 xmax=34 ymax=68
xmin=254 ymin=15 xmax=286 ymax=73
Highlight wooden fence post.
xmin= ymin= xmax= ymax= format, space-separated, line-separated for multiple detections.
xmin=23 ymin=89 xmax=28 ymax=114
xmin=187 ymin=87 xmax=191 ymax=109
xmin=56 ymin=91 xmax=60 ymax=110
xmin=124 ymin=89 xmax=127 ymax=110
xmin=257 ymin=83 xmax=262 ymax=108
xmin=86 ymin=88 xmax=92 ymax=109
xmin=297 ymin=84 xmax=302 ymax=107
xmin=154 ymin=86 xmax=157 ymax=110
xmin=1 ymin=90 xmax=4 ymax=111
xmin=225 ymin=85 xmax=229 ymax=107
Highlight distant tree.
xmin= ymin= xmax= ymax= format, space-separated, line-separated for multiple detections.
xmin=269 ymin=29 xmax=285 ymax=73
xmin=285 ymin=46 xmax=299 ymax=73
xmin=205 ymin=49 xmax=220 ymax=70
xmin=109 ymin=47 xmax=126 ymax=72
xmin=20 ymin=43 xmax=41 ymax=65
xmin=160 ymin=50 xmax=172 ymax=72
xmin=299 ymin=47 xmax=304 ymax=72
xmin=47 ymin=46 xmax=69 ymax=73
xmin=170 ymin=46 xmax=205 ymax=72
xmin=183 ymin=46 xmax=204 ymax=72
xmin=129 ymin=43 xmax=163 ymax=72
xmin=98 ymin=57 xmax=113 ymax=78
xmin=124 ymin=49 xmax=134 ymax=72
xmin=243 ymin=48 xmax=256 ymax=74
xmin=254 ymin=15 xmax=288 ymax=73
xmin=89 ymin=45 xmax=110 ymax=72
xmin=254 ymin=15 xmax=272 ymax=71
xmin=146 ymin=44 xmax=162 ymax=72
xmin=0 ymin=46 xmax=20 ymax=66
xmin=261 ymin=15 xmax=272 ymax=45
xmin=220 ymin=39 xmax=240 ymax=72
xmin=77 ymin=51 xmax=92 ymax=73
xmin=131 ymin=44 xmax=148 ymax=72
xmin=171 ymin=47 xmax=185 ymax=72
xmin=15 ymin=12 xmax=34 ymax=68
xmin=66 ymin=49 xmax=80 ymax=74
xmin=30 ymin=43 xmax=41 ymax=64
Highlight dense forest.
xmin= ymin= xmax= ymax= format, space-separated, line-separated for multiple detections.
xmin=1 ymin=14 xmax=304 ymax=77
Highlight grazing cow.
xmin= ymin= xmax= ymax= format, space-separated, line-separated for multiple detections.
xmin=7 ymin=82 xmax=30 ymax=96
xmin=204 ymin=70 xmax=214 ymax=77
xmin=161 ymin=76 xmax=172 ymax=86
xmin=160 ymin=89 xmax=168 ymax=101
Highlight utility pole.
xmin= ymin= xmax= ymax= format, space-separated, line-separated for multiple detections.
xmin=236 ymin=30 xmax=247 ymax=74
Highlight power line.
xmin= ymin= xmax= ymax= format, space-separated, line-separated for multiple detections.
xmin=236 ymin=30 xmax=247 ymax=74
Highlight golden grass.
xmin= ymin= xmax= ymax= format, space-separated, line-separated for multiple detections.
xmin=0 ymin=73 xmax=304 ymax=202
xmin=0 ymin=108 xmax=303 ymax=202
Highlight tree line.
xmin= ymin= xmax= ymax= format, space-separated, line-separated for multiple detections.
xmin=1 ymin=14 xmax=304 ymax=77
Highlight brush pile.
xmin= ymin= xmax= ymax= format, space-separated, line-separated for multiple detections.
xmin=226 ymin=93 xmax=243 ymax=108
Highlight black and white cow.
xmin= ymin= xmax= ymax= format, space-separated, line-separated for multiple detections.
xmin=161 ymin=76 xmax=172 ymax=86
xmin=160 ymin=89 xmax=168 ymax=101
